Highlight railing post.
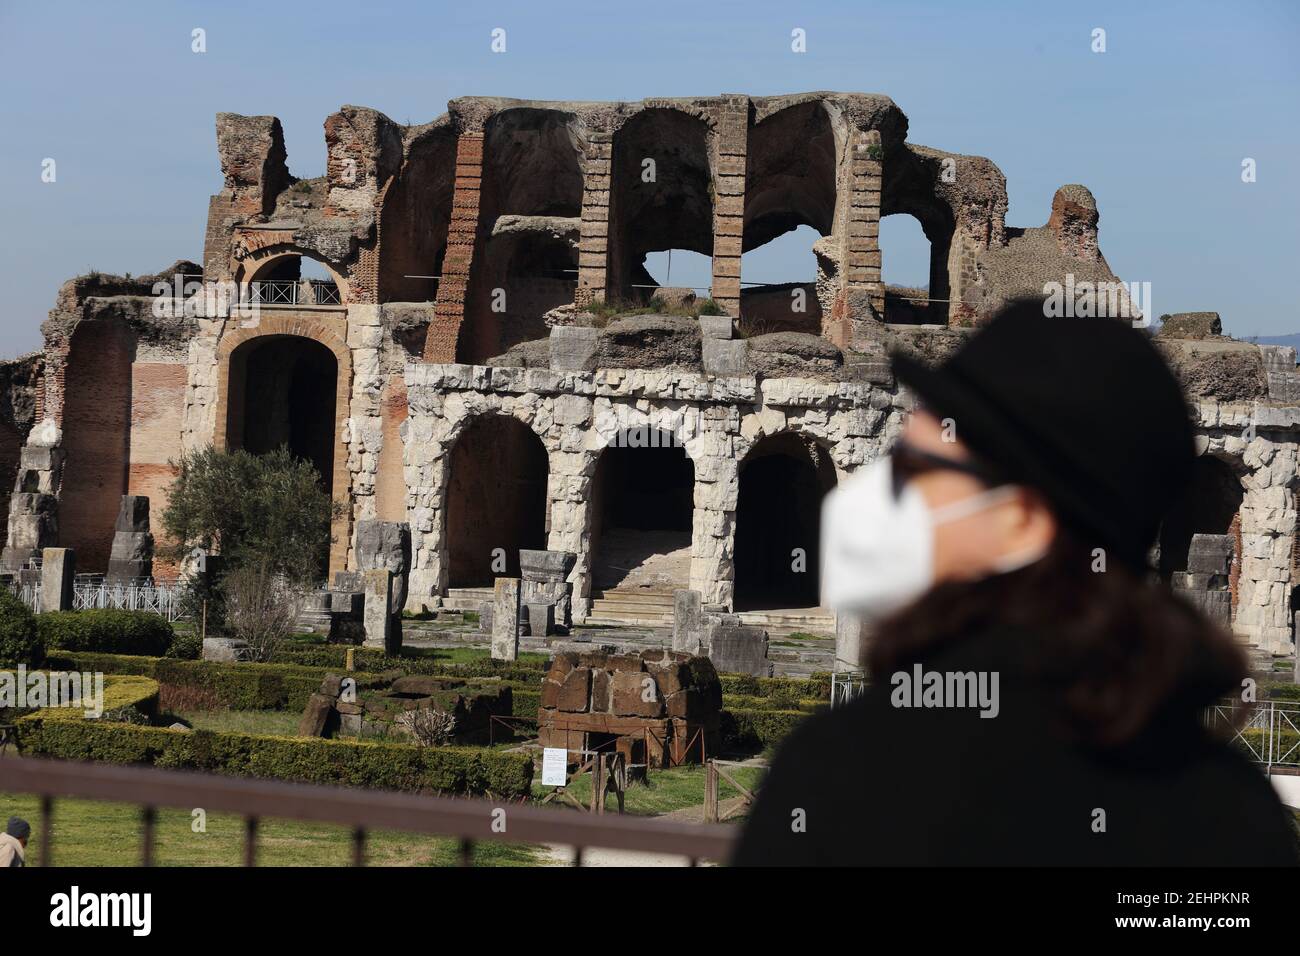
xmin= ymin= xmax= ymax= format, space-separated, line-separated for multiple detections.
xmin=140 ymin=806 xmax=156 ymax=866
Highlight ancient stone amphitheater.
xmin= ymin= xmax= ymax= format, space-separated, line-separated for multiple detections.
xmin=0 ymin=91 xmax=1295 ymax=656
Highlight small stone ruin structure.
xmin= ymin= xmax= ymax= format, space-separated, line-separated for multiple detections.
xmin=537 ymin=647 xmax=723 ymax=767
xmin=300 ymin=673 xmax=512 ymax=744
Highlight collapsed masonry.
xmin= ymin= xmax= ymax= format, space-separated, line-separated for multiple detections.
xmin=0 ymin=91 xmax=1296 ymax=660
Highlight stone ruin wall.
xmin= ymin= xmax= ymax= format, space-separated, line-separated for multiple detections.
xmin=1 ymin=91 xmax=1296 ymax=655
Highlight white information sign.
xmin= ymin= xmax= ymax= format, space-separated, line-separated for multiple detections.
xmin=541 ymin=747 xmax=568 ymax=787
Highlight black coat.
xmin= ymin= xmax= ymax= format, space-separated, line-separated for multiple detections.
xmin=733 ymin=626 xmax=1300 ymax=866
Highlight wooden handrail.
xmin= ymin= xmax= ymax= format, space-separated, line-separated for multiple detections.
xmin=0 ymin=758 xmax=737 ymax=863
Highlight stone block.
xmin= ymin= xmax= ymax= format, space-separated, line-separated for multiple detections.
xmin=491 ymin=577 xmax=521 ymax=661
xmin=698 ymin=315 xmax=734 ymax=340
xmin=298 ymin=694 xmax=337 ymax=738
xmin=611 ymin=670 xmax=663 ymax=717
xmin=115 ymin=495 xmax=151 ymax=533
xmin=107 ymin=530 xmax=153 ymax=584
xmin=703 ymin=338 xmax=748 ymax=376
xmin=39 ymin=547 xmax=75 ymax=613
xmin=478 ymin=599 xmax=494 ymax=634
xmin=557 ymin=666 xmax=591 ymax=712
xmin=706 ymin=625 xmax=772 ymax=677
xmin=835 ymin=611 xmax=868 ymax=672
xmin=1187 ymin=534 xmax=1234 ymax=575
xmin=519 ymin=549 xmax=576 ymax=582
xmin=525 ymin=601 xmax=555 ymax=637
xmin=590 ymin=668 xmax=611 ymax=712
xmin=672 ymin=589 xmax=704 ymax=654
xmin=550 ymin=326 xmax=599 ymax=372
xmin=334 ymin=570 xmax=364 ymax=592
xmin=354 ymin=520 xmax=411 ymax=613
xmin=362 ymin=568 xmax=394 ymax=652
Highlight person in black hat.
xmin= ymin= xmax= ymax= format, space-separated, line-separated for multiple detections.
xmin=0 ymin=816 xmax=30 ymax=868
xmin=733 ymin=300 xmax=1300 ymax=866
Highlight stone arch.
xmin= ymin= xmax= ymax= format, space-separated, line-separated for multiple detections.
xmin=215 ymin=316 xmax=353 ymax=575
xmin=733 ymin=431 xmax=838 ymax=611
xmin=439 ymin=410 xmax=552 ymax=587
xmin=1158 ymin=451 xmax=1246 ymax=583
xmin=608 ymin=107 xmax=715 ymax=305
xmin=234 ymin=245 xmax=352 ymax=305
xmin=587 ymin=421 xmax=697 ymax=596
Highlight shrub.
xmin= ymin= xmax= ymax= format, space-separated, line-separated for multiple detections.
xmin=718 ymin=672 xmax=832 ymax=701
xmin=222 ymin=564 xmax=303 ymax=662
xmin=165 ymin=631 xmax=202 ymax=660
xmin=15 ymin=716 xmax=534 ymax=797
xmin=160 ymin=445 xmax=340 ymax=585
xmin=720 ymin=707 xmax=809 ymax=751
xmin=21 ymin=674 xmax=159 ymax=723
xmin=37 ymin=610 xmax=173 ymax=657
xmin=0 ymin=590 xmax=43 ymax=667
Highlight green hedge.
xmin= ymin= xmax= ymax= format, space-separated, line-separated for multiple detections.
xmin=15 ymin=717 xmax=533 ymax=797
xmin=723 ymin=693 xmax=828 ymax=715
xmin=718 ymin=672 xmax=833 ymax=702
xmin=720 ymin=707 xmax=809 ymax=751
xmin=0 ymin=589 xmax=43 ymax=667
xmin=37 ymin=610 xmax=174 ymax=657
xmin=43 ymin=652 xmax=381 ymax=711
xmin=270 ymin=644 xmax=546 ymax=681
xmin=1264 ymin=682 xmax=1300 ymax=703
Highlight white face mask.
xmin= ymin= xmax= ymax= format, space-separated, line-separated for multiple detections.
xmin=820 ymin=455 xmax=1045 ymax=619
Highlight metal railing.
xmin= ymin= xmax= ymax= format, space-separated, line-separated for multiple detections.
xmin=248 ymin=279 xmax=341 ymax=307
xmin=1206 ymin=699 xmax=1300 ymax=770
xmin=0 ymin=758 xmax=737 ymax=867
xmin=5 ymin=577 xmax=191 ymax=622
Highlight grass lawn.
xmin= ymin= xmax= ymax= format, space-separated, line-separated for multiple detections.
xmin=172 ymin=709 xmax=304 ymax=735
xmin=0 ymin=792 xmax=542 ymax=867
xmin=532 ymin=763 xmax=765 ymax=817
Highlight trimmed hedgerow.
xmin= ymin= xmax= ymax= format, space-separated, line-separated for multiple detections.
xmin=42 ymin=652 xmax=382 ymax=711
xmin=37 ymin=610 xmax=174 ymax=657
xmin=720 ymin=707 xmax=809 ymax=751
xmin=14 ymin=716 xmax=533 ymax=796
xmin=270 ymin=644 xmax=546 ymax=681
xmin=718 ymin=672 xmax=833 ymax=702
xmin=0 ymin=589 xmax=43 ymax=667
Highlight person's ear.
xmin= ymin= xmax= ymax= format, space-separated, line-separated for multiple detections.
xmin=1006 ymin=486 xmax=1057 ymax=553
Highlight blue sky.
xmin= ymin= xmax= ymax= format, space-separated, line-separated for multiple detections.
xmin=0 ymin=0 xmax=1297 ymax=355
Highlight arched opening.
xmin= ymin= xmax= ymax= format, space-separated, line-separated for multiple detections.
xmin=879 ymin=213 xmax=949 ymax=324
xmin=737 ymin=225 xmax=823 ymax=334
xmin=743 ymin=101 xmax=838 ymax=331
xmin=460 ymin=109 xmax=586 ymax=363
xmin=642 ymin=249 xmax=714 ymax=304
xmin=734 ymin=433 xmax=837 ymax=611
xmin=1157 ymin=455 xmax=1244 ymax=581
xmin=247 ymin=253 xmax=343 ymax=307
xmin=590 ymin=431 xmax=694 ymax=592
xmin=225 ymin=335 xmax=338 ymax=493
xmin=608 ymin=110 xmax=713 ymax=306
xmin=445 ymin=415 xmax=549 ymax=587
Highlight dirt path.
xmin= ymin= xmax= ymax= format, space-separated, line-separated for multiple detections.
xmin=536 ymin=796 xmax=748 ymax=866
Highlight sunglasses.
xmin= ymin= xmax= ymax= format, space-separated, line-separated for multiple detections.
xmin=889 ymin=440 xmax=1005 ymax=500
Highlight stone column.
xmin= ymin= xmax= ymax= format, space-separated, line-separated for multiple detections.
xmin=492 ymin=577 xmax=521 ymax=661
xmin=424 ymin=132 xmax=484 ymax=362
xmin=688 ymin=429 xmax=739 ymax=608
xmin=576 ymin=131 xmax=613 ymax=307
xmin=1 ymin=428 xmax=65 ymax=572
xmin=106 ymin=495 xmax=154 ymax=585
xmin=362 ymin=568 xmax=393 ymax=652
xmin=711 ymin=95 xmax=748 ymax=317
xmin=835 ymin=610 xmax=868 ymax=672
xmin=40 ymin=547 xmax=75 ymax=613
xmin=354 ymin=519 xmax=410 ymax=644
xmin=830 ymin=127 xmax=884 ymax=345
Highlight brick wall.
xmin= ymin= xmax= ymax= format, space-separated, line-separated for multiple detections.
xmin=424 ymin=133 xmax=484 ymax=362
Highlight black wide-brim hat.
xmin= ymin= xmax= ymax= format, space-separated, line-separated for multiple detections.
xmin=890 ymin=300 xmax=1195 ymax=571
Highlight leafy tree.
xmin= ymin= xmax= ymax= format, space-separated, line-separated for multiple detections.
xmin=161 ymin=446 xmax=340 ymax=586
xmin=0 ymin=589 xmax=43 ymax=667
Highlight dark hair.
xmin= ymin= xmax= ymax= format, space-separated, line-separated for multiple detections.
xmin=867 ymin=527 xmax=1246 ymax=749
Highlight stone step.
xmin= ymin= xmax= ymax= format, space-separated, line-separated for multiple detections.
xmin=589 ymin=599 xmax=675 ymax=617
xmin=443 ymin=587 xmax=494 ymax=611
xmin=590 ymin=588 xmax=676 ymax=607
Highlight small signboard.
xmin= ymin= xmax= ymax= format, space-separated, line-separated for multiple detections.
xmin=541 ymin=747 xmax=568 ymax=787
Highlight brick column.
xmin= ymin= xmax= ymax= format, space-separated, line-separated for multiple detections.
xmin=423 ymin=132 xmax=484 ymax=362
xmin=576 ymin=132 xmax=613 ymax=307
xmin=711 ymin=96 xmax=748 ymax=316
xmin=845 ymin=129 xmax=884 ymax=318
